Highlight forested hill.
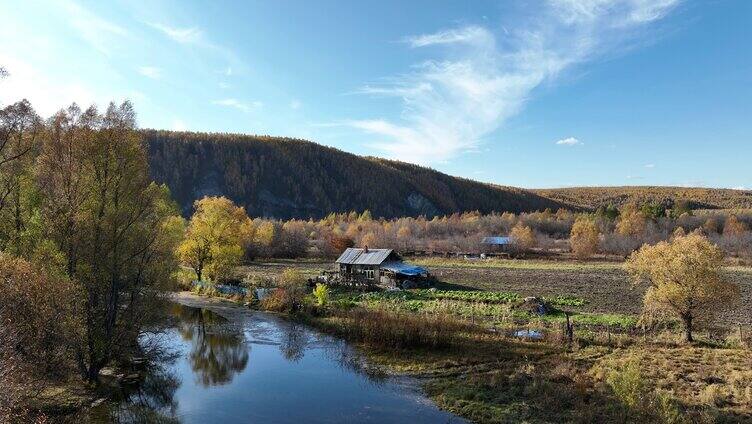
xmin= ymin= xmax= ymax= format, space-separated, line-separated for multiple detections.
xmin=534 ymin=186 xmax=752 ymax=210
xmin=143 ymin=130 xmax=570 ymax=219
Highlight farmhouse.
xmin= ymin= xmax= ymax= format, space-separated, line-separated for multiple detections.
xmin=481 ymin=236 xmax=512 ymax=253
xmin=335 ymin=247 xmax=429 ymax=288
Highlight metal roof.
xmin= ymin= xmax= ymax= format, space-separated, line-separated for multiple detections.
xmin=335 ymin=248 xmax=394 ymax=265
xmin=481 ymin=236 xmax=511 ymax=245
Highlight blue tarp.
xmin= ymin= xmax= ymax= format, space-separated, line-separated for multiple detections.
xmin=381 ymin=262 xmax=428 ymax=276
xmin=482 ymin=236 xmax=511 ymax=245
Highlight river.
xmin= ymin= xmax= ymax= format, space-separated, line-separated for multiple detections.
xmin=91 ymin=293 xmax=465 ymax=423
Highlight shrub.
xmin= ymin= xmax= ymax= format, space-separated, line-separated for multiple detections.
xmin=606 ymin=356 xmax=647 ymax=410
xmin=699 ymin=384 xmax=726 ymax=407
xmin=260 ymin=288 xmax=292 ymax=312
xmin=654 ymin=390 xmax=685 ymax=424
xmin=174 ymin=268 xmax=198 ymax=291
xmin=0 ymin=254 xmax=82 ymax=379
xmin=313 ymin=283 xmax=330 ymax=306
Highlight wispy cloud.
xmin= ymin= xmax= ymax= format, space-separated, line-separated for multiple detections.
xmin=732 ymin=186 xmax=747 ymax=191
xmin=556 ymin=137 xmax=582 ymax=146
xmin=347 ymin=0 xmax=679 ymax=164
xmin=644 ymin=163 xmax=656 ymax=168
xmin=137 ymin=66 xmax=161 ymax=79
xmin=148 ymin=22 xmax=241 ymax=71
xmin=148 ymin=23 xmax=203 ymax=44
xmin=60 ymin=0 xmax=128 ymax=55
xmin=290 ymin=99 xmax=302 ymax=110
xmin=212 ymin=98 xmax=262 ymax=113
xmin=404 ymin=26 xmax=493 ymax=48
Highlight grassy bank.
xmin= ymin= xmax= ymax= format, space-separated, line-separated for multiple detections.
xmin=301 ymin=302 xmax=751 ymax=423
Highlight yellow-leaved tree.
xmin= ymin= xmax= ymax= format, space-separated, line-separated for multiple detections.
xmin=570 ymin=216 xmax=600 ymax=259
xmin=510 ymin=223 xmax=536 ymax=253
xmin=615 ymin=204 xmax=646 ymax=237
xmin=177 ymin=196 xmax=252 ymax=282
xmin=625 ymin=233 xmax=739 ymax=342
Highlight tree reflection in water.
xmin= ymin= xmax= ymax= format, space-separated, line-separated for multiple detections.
xmin=108 ymin=354 xmax=182 ymax=423
xmin=174 ymin=305 xmax=249 ymax=387
xmin=279 ymin=322 xmax=308 ymax=362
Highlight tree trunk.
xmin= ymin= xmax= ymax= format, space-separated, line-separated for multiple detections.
xmin=683 ymin=314 xmax=694 ymax=343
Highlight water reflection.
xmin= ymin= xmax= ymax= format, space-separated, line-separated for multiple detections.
xmin=279 ymin=322 xmax=308 ymax=362
xmin=173 ymin=305 xmax=249 ymax=386
xmin=106 ymin=352 xmax=182 ymax=423
xmin=96 ymin=303 xmax=465 ymax=423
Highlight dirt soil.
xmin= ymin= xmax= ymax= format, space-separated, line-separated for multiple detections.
xmin=428 ymin=263 xmax=752 ymax=327
xmin=233 ymin=259 xmax=752 ymax=327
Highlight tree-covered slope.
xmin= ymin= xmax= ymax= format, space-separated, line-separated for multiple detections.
xmin=534 ymin=186 xmax=752 ymax=211
xmin=143 ymin=130 xmax=570 ymax=218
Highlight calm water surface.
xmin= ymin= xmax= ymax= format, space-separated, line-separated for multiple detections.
xmin=100 ymin=300 xmax=464 ymax=423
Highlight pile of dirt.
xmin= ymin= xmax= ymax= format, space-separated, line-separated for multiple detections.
xmin=513 ymin=297 xmax=548 ymax=316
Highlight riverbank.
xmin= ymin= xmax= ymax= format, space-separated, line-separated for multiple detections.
xmin=183 ymin=288 xmax=752 ymax=423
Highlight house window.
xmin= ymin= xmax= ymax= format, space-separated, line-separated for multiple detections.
xmin=365 ymin=269 xmax=374 ymax=280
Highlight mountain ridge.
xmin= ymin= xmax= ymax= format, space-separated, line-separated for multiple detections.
xmin=143 ymin=130 xmax=572 ymax=218
xmin=142 ymin=130 xmax=752 ymax=218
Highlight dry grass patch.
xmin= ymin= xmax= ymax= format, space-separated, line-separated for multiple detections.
xmin=591 ymin=345 xmax=752 ymax=420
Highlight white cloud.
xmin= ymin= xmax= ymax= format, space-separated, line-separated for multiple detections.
xmin=644 ymin=163 xmax=655 ymax=168
xmin=732 ymin=186 xmax=747 ymax=191
xmin=0 ymin=54 xmax=109 ymax=116
xmin=212 ymin=98 xmax=262 ymax=113
xmin=404 ymin=26 xmax=494 ymax=48
xmin=137 ymin=66 xmax=162 ymax=79
xmin=60 ymin=0 xmax=128 ymax=55
xmin=348 ymin=0 xmax=679 ymax=164
xmin=556 ymin=137 xmax=582 ymax=146
xmin=148 ymin=23 xmax=203 ymax=44
xmin=148 ymin=22 xmax=241 ymax=73
xmin=290 ymin=99 xmax=302 ymax=110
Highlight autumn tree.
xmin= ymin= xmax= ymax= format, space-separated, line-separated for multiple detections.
xmin=615 ymin=204 xmax=646 ymax=237
xmin=326 ymin=233 xmax=354 ymax=256
xmin=625 ymin=233 xmax=739 ymax=342
xmin=0 ymin=100 xmax=43 ymax=254
xmin=276 ymin=220 xmax=309 ymax=258
xmin=361 ymin=231 xmax=378 ymax=248
xmin=570 ymin=216 xmax=600 ymax=259
xmin=396 ymin=224 xmax=413 ymax=250
xmin=723 ymin=215 xmax=748 ymax=237
xmin=37 ymin=101 xmax=182 ymax=381
xmin=510 ymin=223 xmax=536 ymax=253
xmin=702 ymin=217 xmax=720 ymax=234
xmin=178 ymin=196 xmax=252 ymax=282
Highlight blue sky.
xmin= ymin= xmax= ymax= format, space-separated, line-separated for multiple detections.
xmin=1 ymin=0 xmax=750 ymax=189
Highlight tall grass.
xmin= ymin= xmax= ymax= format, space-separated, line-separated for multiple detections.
xmin=319 ymin=307 xmax=471 ymax=350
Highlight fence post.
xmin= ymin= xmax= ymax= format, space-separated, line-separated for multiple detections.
xmin=565 ymin=312 xmax=573 ymax=346
xmin=739 ymin=323 xmax=744 ymax=346
xmin=607 ymin=325 xmax=611 ymax=345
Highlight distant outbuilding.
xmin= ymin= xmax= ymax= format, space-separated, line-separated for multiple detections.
xmin=481 ymin=236 xmax=512 ymax=253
